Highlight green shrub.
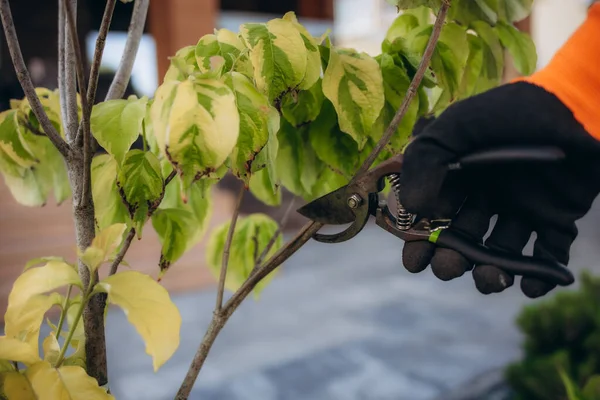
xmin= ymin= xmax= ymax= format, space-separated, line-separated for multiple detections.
xmin=506 ymin=272 xmax=600 ymax=400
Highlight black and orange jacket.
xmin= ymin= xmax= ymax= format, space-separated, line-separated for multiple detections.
xmin=514 ymin=2 xmax=600 ymax=140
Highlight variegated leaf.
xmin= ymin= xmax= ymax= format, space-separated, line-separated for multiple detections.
xmin=321 ymin=46 xmax=385 ymax=150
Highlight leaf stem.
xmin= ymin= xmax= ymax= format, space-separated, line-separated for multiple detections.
xmin=109 ymin=228 xmax=136 ymax=276
xmin=215 ymin=186 xmax=245 ymax=313
xmin=55 ymin=280 xmax=94 ymax=368
xmin=55 ymin=284 xmax=74 ymax=335
xmin=0 ymin=0 xmax=71 ymax=158
xmin=175 ymin=221 xmax=322 ymax=399
xmin=354 ymin=0 xmax=450 ymax=177
xmin=105 ymin=0 xmax=149 ymax=101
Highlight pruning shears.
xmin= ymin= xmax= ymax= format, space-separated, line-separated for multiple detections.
xmin=296 ymin=146 xmax=575 ymax=287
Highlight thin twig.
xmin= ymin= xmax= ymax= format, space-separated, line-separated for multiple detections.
xmin=354 ymin=0 xmax=450 ymax=177
xmin=63 ymin=0 xmax=92 ymax=206
xmin=176 ymin=221 xmax=323 ymax=399
xmin=0 ymin=0 xmax=71 ymax=159
xmin=165 ymin=169 xmax=177 ymax=186
xmin=75 ymin=0 xmax=116 ymax=146
xmin=64 ymin=0 xmax=79 ymax=142
xmin=58 ymin=0 xmax=68 ymax=136
xmin=215 ymin=186 xmax=245 ymax=313
xmin=109 ymin=228 xmax=136 ymax=276
xmin=106 ymin=0 xmax=149 ymax=101
xmin=252 ymin=197 xmax=296 ymax=272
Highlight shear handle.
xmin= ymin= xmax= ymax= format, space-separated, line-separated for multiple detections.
xmin=435 ymin=229 xmax=574 ymax=286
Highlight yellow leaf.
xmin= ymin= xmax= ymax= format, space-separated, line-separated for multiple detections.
xmin=3 ymin=371 xmax=36 ymax=400
xmin=7 ymin=261 xmax=80 ymax=308
xmin=80 ymin=223 xmax=128 ymax=272
xmin=42 ymin=333 xmax=60 ymax=366
xmin=25 ymin=361 xmax=114 ymax=400
xmin=0 ymin=337 xmax=40 ymax=365
xmin=4 ymin=293 xmax=63 ymax=355
xmin=94 ymin=271 xmax=182 ymax=371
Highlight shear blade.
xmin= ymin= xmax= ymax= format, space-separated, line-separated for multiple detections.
xmin=296 ymin=185 xmax=357 ymax=225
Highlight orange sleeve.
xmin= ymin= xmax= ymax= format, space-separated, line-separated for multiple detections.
xmin=513 ymin=3 xmax=600 ymax=140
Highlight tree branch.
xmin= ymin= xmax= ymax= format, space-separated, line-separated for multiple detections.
xmin=252 ymin=197 xmax=296 ymax=273
xmin=0 ymin=0 xmax=71 ymax=159
xmin=59 ymin=0 xmax=79 ymax=143
xmin=109 ymin=228 xmax=136 ymax=276
xmin=176 ymin=221 xmax=323 ymax=399
xmin=63 ymin=0 xmax=92 ymax=205
xmin=75 ymin=0 xmax=116 ymax=146
xmin=105 ymin=0 xmax=149 ymax=101
xmin=354 ymin=0 xmax=450 ymax=177
xmin=215 ymin=186 xmax=245 ymax=313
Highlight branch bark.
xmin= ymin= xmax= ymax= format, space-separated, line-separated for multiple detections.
xmin=215 ymin=186 xmax=245 ymax=312
xmin=105 ymin=0 xmax=149 ymax=101
xmin=175 ymin=221 xmax=323 ymax=399
xmin=61 ymin=0 xmax=79 ymax=143
xmin=355 ymin=0 xmax=451 ymax=177
xmin=0 ymin=0 xmax=71 ymax=159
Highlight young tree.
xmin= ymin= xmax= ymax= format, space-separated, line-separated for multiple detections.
xmin=0 ymin=0 xmax=536 ymax=398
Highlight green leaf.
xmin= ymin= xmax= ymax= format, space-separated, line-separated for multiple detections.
xmin=249 ymin=167 xmax=281 ymax=207
xmin=0 ymin=337 xmax=40 ymax=365
xmin=116 ymin=150 xmax=164 ymax=234
xmin=281 ymin=79 xmax=324 ymax=128
xmin=447 ymin=0 xmax=498 ymax=25
xmin=24 ymin=361 xmax=114 ymax=399
xmin=79 ymin=223 xmax=128 ymax=272
xmin=495 ymin=21 xmax=537 ymax=76
xmin=195 ymin=28 xmax=253 ymax=78
xmin=91 ymin=154 xmax=130 ymax=231
xmin=374 ymin=53 xmax=419 ymax=152
xmin=252 ymin=108 xmax=280 ymax=193
xmin=322 ymin=47 xmax=385 ymax=149
xmin=309 ymin=167 xmax=350 ymax=200
xmin=240 ymin=17 xmax=308 ymax=103
xmin=0 ymin=110 xmax=37 ymax=168
xmin=385 ymin=0 xmax=441 ymax=9
xmin=151 ymin=208 xmax=197 ymax=274
xmin=24 ymin=256 xmax=71 ymax=271
xmin=282 ymin=12 xmax=322 ymax=90
xmin=224 ymin=71 xmax=280 ymax=185
xmin=275 ymin=119 xmax=324 ymax=200
xmin=4 ymin=293 xmax=63 ymax=355
xmin=457 ymin=34 xmax=486 ymax=100
xmin=94 ymin=271 xmax=182 ymax=372
xmin=90 ymin=96 xmax=149 ymax=165
xmin=206 ymin=213 xmax=283 ymax=296
xmin=471 ymin=21 xmax=505 ymax=88
xmin=382 ymin=14 xmax=420 ymax=53
xmin=150 ymin=78 xmax=239 ymax=193
xmin=163 ymin=45 xmax=199 ymax=82
xmin=308 ymin=99 xmax=358 ymax=177
xmin=430 ymin=22 xmax=469 ymax=100
xmin=497 ymin=0 xmax=533 ymax=23
xmin=583 ymin=375 xmax=600 ymax=400
xmin=559 ymin=368 xmax=584 ymax=400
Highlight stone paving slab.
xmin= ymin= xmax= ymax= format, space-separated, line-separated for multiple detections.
xmin=102 ymin=197 xmax=600 ymax=400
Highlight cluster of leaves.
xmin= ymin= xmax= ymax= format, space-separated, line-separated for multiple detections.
xmin=0 ymin=223 xmax=181 ymax=399
xmin=506 ymin=272 xmax=600 ymax=400
xmin=0 ymin=2 xmax=538 ymax=396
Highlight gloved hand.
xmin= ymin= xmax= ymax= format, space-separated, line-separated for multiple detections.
xmin=396 ymin=3 xmax=600 ymax=298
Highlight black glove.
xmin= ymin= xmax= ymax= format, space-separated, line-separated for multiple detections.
xmin=397 ymin=82 xmax=600 ymax=298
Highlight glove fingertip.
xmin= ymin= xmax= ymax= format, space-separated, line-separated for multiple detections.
xmin=520 ymin=278 xmax=556 ymax=298
xmin=402 ymin=241 xmax=435 ymax=273
xmin=472 ymin=265 xmax=514 ymax=294
xmin=430 ymin=248 xmax=470 ymax=281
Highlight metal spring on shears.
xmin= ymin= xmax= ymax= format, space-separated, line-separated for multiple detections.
xmin=388 ymin=173 xmax=413 ymax=230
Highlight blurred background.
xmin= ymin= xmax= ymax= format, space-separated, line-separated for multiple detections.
xmin=1 ymin=0 xmax=599 ymax=399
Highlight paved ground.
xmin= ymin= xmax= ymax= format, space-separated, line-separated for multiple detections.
xmin=100 ymin=198 xmax=600 ymax=400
